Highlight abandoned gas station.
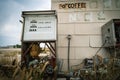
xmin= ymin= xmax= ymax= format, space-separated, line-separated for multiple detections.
xmin=0 ymin=0 xmax=120 ymax=80
xmin=19 ymin=0 xmax=120 ymax=80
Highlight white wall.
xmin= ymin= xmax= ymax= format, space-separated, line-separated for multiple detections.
xmin=52 ymin=0 xmax=120 ymax=71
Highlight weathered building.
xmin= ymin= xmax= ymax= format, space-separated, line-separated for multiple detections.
xmin=51 ymin=0 xmax=120 ymax=71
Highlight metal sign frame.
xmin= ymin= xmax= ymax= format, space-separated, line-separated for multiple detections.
xmin=21 ymin=10 xmax=57 ymax=42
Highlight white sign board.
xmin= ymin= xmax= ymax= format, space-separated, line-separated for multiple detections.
xmin=23 ymin=14 xmax=57 ymax=41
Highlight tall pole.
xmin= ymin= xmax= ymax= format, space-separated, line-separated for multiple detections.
xmin=67 ymin=35 xmax=72 ymax=72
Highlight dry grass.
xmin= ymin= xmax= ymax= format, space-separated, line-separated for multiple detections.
xmin=0 ymin=49 xmax=21 ymax=80
xmin=0 ymin=77 xmax=12 ymax=80
xmin=0 ymin=49 xmax=21 ymax=65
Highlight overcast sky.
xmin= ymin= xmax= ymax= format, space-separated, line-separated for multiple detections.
xmin=0 ymin=0 xmax=51 ymax=46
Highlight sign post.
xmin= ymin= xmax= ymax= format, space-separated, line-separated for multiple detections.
xmin=21 ymin=10 xmax=57 ymax=79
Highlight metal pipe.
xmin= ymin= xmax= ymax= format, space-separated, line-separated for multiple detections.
xmin=67 ymin=35 xmax=72 ymax=72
